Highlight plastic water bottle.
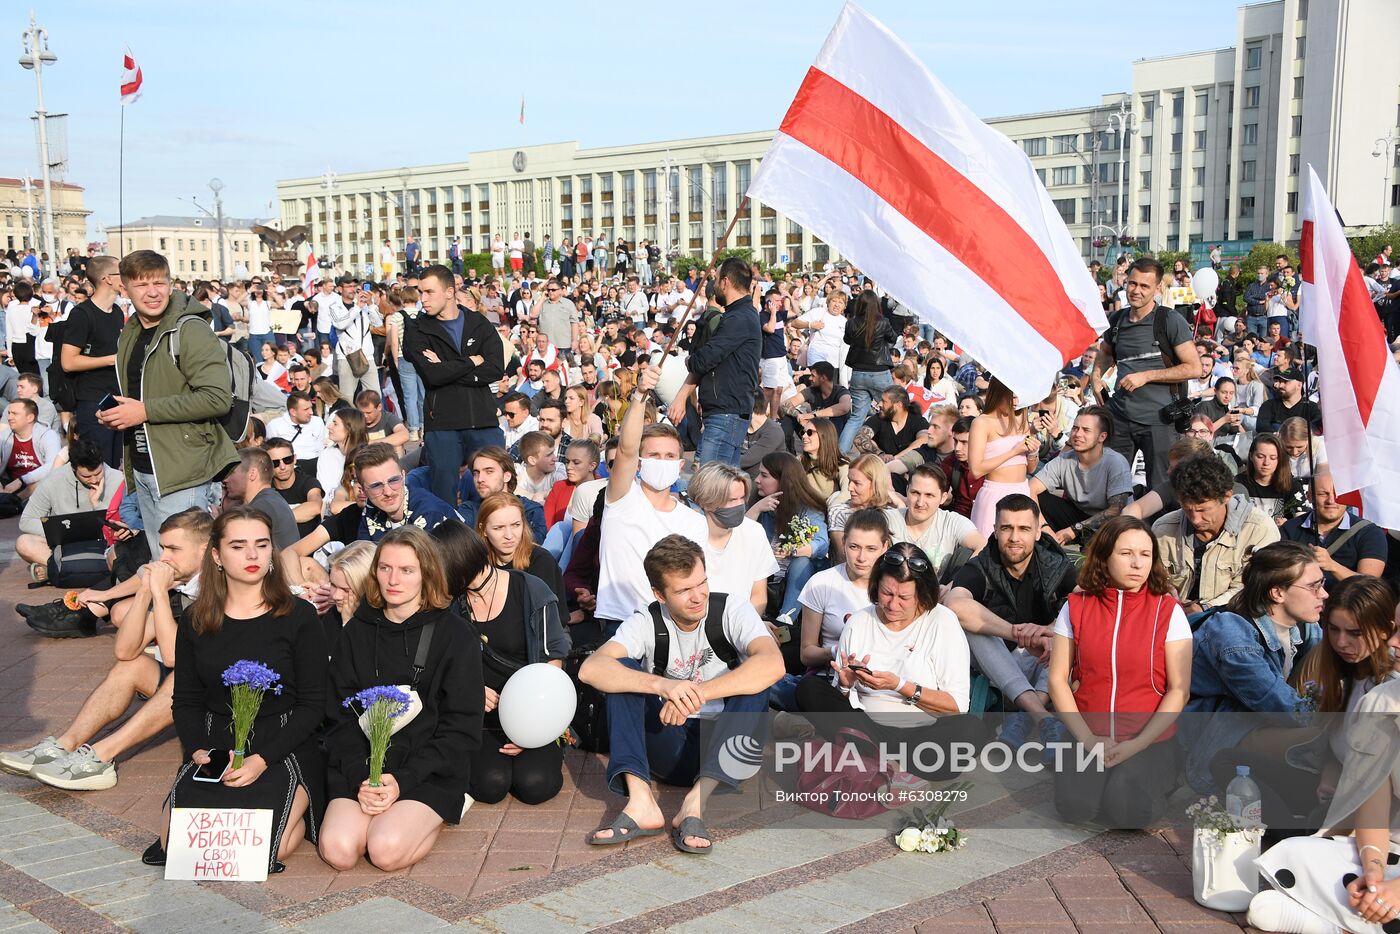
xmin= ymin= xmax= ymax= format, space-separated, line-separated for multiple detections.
xmin=1225 ymin=765 xmax=1263 ymax=827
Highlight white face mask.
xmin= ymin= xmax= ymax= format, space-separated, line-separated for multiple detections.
xmin=638 ymin=457 xmax=681 ymax=491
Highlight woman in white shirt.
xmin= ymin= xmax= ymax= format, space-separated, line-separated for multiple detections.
xmin=246 ymin=286 xmax=273 ymax=362
xmin=686 ymin=462 xmax=777 ymax=616
xmin=318 ymin=409 xmax=368 ymax=514
xmin=795 ymin=542 xmax=980 ymax=781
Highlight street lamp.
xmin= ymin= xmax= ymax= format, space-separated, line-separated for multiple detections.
xmin=398 ymin=168 xmax=412 ymax=243
xmin=19 ymin=13 xmax=58 ymax=274
xmin=320 ymin=169 xmax=337 ymax=265
xmin=1372 ymin=131 xmax=1398 ymax=227
xmin=208 ymin=177 xmax=225 ymax=280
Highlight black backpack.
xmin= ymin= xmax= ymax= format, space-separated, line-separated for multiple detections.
xmin=649 ymin=593 xmax=738 ymax=676
xmin=43 ymin=319 xmax=77 ymax=412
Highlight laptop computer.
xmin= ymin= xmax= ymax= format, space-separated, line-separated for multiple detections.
xmin=40 ymin=511 xmax=108 ymax=549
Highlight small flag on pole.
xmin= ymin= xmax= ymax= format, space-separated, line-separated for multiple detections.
xmin=519 ymin=96 xmax=525 ymax=125
xmin=302 ymin=250 xmax=318 ymax=294
xmin=120 ymin=47 xmax=143 ymax=105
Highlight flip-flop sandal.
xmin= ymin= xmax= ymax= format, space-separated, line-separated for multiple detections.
xmin=670 ymin=816 xmax=713 ymax=855
xmin=586 ymin=812 xmax=664 ymax=846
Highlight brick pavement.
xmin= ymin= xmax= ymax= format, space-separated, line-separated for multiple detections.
xmin=0 ymin=517 xmax=1264 ymax=932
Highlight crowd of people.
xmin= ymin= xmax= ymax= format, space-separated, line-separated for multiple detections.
xmin=0 ymin=237 xmax=1398 ymax=930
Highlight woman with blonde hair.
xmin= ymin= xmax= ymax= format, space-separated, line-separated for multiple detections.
xmin=828 ymin=453 xmax=903 ymax=552
xmin=968 ymin=377 xmax=1037 ymax=538
xmin=1277 ymin=416 xmax=1326 ymax=481
xmin=563 ymin=385 xmax=603 ymax=443
xmin=323 ymin=541 xmax=375 ymax=634
xmin=475 ymin=492 xmax=568 ymax=607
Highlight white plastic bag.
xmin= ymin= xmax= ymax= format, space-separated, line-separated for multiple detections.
xmin=1192 ymin=828 xmax=1261 ymax=911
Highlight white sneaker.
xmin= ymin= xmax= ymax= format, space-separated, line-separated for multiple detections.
xmin=0 ymin=736 xmax=67 ymax=776
xmin=31 ymin=745 xmax=117 ymax=791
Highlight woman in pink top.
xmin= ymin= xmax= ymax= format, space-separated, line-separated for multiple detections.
xmin=967 ymin=378 xmax=1037 ymax=537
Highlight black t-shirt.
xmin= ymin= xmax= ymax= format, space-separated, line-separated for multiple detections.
xmin=62 ymin=299 xmax=123 ymax=401
xmin=126 ymin=325 xmax=158 ymax=473
xmin=320 ymin=503 xmax=363 ymax=546
xmin=864 ymin=409 xmax=928 ymax=457
xmin=275 ymin=472 xmax=323 ymax=539
xmin=474 ymin=572 xmax=527 ymax=692
xmin=950 ymin=552 xmax=1078 ymax=641
xmin=1257 ymin=397 xmax=1321 ymax=433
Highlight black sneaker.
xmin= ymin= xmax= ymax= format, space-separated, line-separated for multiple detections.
xmin=141 ymin=840 xmax=166 ymax=866
xmin=24 ymin=603 xmax=97 ymax=639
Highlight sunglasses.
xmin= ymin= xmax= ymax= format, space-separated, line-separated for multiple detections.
xmin=363 ymin=474 xmax=405 ymax=495
xmin=801 ymin=428 xmax=818 ymax=438
xmin=272 ymin=454 xmax=296 ymax=467
xmin=880 ymin=549 xmax=932 ymax=573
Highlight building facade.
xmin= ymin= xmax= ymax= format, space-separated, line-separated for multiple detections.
xmin=277 ymin=0 xmax=1399 ymax=270
xmin=0 ymin=177 xmax=89 ymax=257
xmin=116 ymin=216 xmax=273 ymax=280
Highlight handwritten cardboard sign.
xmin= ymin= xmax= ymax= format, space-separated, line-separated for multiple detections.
xmin=270 ymin=308 xmax=301 ymax=335
xmin=165 ymin=808 xmax=274 ymax=882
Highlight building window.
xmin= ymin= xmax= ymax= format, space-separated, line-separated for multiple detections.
xmin=1291 ymin=115 xmax=1302 ymax=137
xmin=1193 ymin=167 xmax=1205 ymax=187
xmin=1287 ymin=191 xmax=1299 ymax=213
xmin=1051 ymin=166 xmax=1077 ymax=186
xmin=202 ymin=260 xmax=208 ymax=272
xmin=1243 ymin=86 xmax=1260 ymax=109
xmin=1170 ymin=168 xmax=1181 ymax=189
xmin=1192 ymin=201 xmax=1205 ymax=220
xmin=1239 ymin=196 xmax=1255 ymax=217
xmin=1289 ymin=153 xmax=1300 ymax=176
xmin=1299 ymin=0 xmax=1308 ymax=18
xmin=1243 ymin=124 xmax=1258 ymax=146
xmin=177 ymin=259 xmax=184 ymax=272
xmin=1293 ymin=76 xmax=1304 ymax=99
xmin=1393 ymin=184 xmax=1400 ymax=207
xmin=1052 ymin=198 xmax=1075 ymax=224
xmin=710 ymin=165 xmax=726 ymax=219
xmin=1142 ymin=97 xmax=1156 ymax=121
xmin=159 ymin=238 xmax=167 ymax=251
xmin=1141 ymin=171 xmax=1152 ymax=189
xmin=1169 ymin=204 xmax=1179 ymax=223
xmin=1246 ymin=44 xmax=1262 ymax=70
xmin=688 ymin=166 xmax=703 ymax=213
xmin=736 ymin=161 xmax=751 ymax=195
xmin=1022 ymin=137 xmax=1046 ymax=157
xmin=1195 ymin=92 xmax=1209 ymax=115
xmin=1142 ymin=135 xmax=1153 ymax=155
xmin=1053 ymin=134 xmax=1077 ymax=155
xmin=1241 ymin=160 xmax=1256 ymax=182
xmin=1194 ymin=130 xmax=1207 ymax=150
xmin=1171 ymin=132 xmax=1182 ymax=152
xmin=1140 ymin=205 xmax=1152 ymax=223
xmin=1035 ymin=168 xmax=1047 ymax=184
xmin=177 ymin=239 xmax=183 ymax=251
xmin=1172 ymin=94 xmax=1184 ymax=118
xmin=623 ymin=172 xmax=636 ymax=216
xmin=1295 ymin=35 xmax=1305 ymax=59
xmin=643 ymin=170 xmax=657 ymax=215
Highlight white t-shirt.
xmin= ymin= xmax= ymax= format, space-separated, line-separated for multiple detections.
xmin=702 ymin=519 xmax=779 ymax=606
xmin=835 ymin=604 xmax=971 ymax=725
xmin=798 ymin=564 xmax=872 ymax=650
xmin=1050 ymin=600 xmax=1192 ymax=642
xmin=514 ymin=463 xmax=555 ymax=503
xmin=886 ymin=509 xmax=977 ymax=574
xmin=595 ymin=481 xmax=709 ymax=621
xmin=490 ymin=239 xmax=506 ymax=263
xmin=311 ymin=292 xmax=338 ymax=334
xmin=611 ymin=596 xmax=771 ymax=719
xmin=509 ymin=239 xmax=524 ymax=260
xmin=567 ymin=477 xmax=608 ymax=525
xmin=246 ymin=300 xmax=271 ymax=336
xmin=799 ymin=309 xmax=847 ymax=365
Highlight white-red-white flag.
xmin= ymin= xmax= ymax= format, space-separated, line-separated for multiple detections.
xmin=748 ymin=3 xmax=1105 ymax=400
xmin=1299 ymin=165 xmax=1400 ymax=528
xmin=120 ymin=47 xmax=143 ymax=105
xmin=302 ymin=251 xmax=318 ymax=294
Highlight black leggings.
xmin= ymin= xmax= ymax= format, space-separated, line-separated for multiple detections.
xmin=469 ymin=728 xmax=565 ymax=806
xmin=795 ymin=675 xmax=986 ymax=781
xmin=1053 ymin=738 xmax=1180 ymax=828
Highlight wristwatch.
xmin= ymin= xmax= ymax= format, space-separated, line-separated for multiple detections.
xmin=1072 ymin=522 xmax=1085 ymax=540
xmin=903 ymin=684 xmax=923 ymax=706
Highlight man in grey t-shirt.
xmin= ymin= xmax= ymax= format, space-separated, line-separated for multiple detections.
xmin=532 ymin=279 xmax=580 ymax=360
xmin=1029 ymin=406 xmax=1134 ymax=547
xmin=1092 ymin=258 xmax=1201 ymax=489
xmin=221 ymin=448 xmax=302 ymax=552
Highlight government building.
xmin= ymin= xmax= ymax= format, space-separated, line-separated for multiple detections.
xmin=276 ymin=0 xmax=1398 ymax=271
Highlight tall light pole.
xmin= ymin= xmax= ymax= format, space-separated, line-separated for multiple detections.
xmin=208 ymin=178 xmax=225 ymax=280
xmin=1108 ymin=97 xmax=1136 ymax=254
xmin=1372 ymin=130 xmax=1398 ymax=227
xmin=320 ymin=169 xmax=337 ymax=265
xmin=20 ymin=176 xmax=37 ymax=252
xmin=20 ymin=13 xmax=58 ymax=274
xmin=398 ymin=168 xmax=412 ymax=245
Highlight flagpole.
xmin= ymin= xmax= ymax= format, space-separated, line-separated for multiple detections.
xmin=1298 ymin=328 xmax=1321 ymax=522
xmin=117 ymin=103 xmax=124 ymax=257
xmin=653 ymin=195 xmax=750 ymax=364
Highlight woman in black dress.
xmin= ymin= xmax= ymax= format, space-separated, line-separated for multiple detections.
xmin=158 ymin=505 xmax=328 ymax=871
xmin=318 ymin=526 xmax=483 ymax=872
xmin=475 ymin=492 xmax=568 ymax=608
xmin=432 ymin=520 xmax=570 ymax=805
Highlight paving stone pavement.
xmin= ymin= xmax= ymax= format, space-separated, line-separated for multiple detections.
xmin=0 ymin=517 xmax=1264 ymax=933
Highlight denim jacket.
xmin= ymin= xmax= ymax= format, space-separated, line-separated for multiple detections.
xmin=759 ymin=507 xmax=830 ymax=566
xmin=1178 ymin=610 xmax=1321 ymax=791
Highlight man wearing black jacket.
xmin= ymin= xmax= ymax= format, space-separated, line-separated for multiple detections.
xmin=403 ymin=265 xmax=505 ymax=504
xmin=683 ymin=258 xmax=761 ymax=467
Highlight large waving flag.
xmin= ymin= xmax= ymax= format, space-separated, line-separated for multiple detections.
xmin=748 ymin=3 xmax=1105 ymax=400
xmin=120 ymin=47 xmax=143 ymax=105
xmin=1299 ymin=165 xmax=1400 ymax=527
xmin=302 ymin=250 xmax=318 ymax=294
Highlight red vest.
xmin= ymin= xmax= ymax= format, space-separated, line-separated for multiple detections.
xmin=1067 ymin=588 xmax=1180 ymax=743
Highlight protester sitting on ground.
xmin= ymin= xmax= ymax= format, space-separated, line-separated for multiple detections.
xmin=220 ymin=448 xmax=301 ymax=552
xmin=1179 ymin=541 xmax=1326 ymax=795
xmin=475 ymin=492 xmax=568 ymax=608
xmin=543 ymin=439 xmax=599 ymax=530
xmin=355 ymin=390 xmax=409 ymax=451
xmin=266 ymin=391 xmax=327 ymax=477
xmin=796 ymin=416 xmax=848 ymax=503
xmin=312 ymin=376 xmax=353 ymax=422
xmin=513 ymin=430 xmax=557 ymax=505
xmin=0 ymin=397 xmax=62 ymax=497
xmin=456 ymin=446 xmax=546 ymax=541
xmin=150 ymin=506 xmax=327 ymax=871
xmin=0 ymin=510 xmax=210 ymax=788
xmin=739 ymin=391 xmax=787 ymax=479
xmin=748 ymin=453 xmax=829 ymax=622
xmin=266 ymin=437 xmax=324 ymax=538
xmin=685 ymin=460 xmax=777 ymax=616
xmin=318 ymin=540 xmax=374 ymax=641
xmin=14 ymin=373 xmax=58 ymax=432
xmin=581 ymin=535 xmax=782 ymax=852
xmin=1048 ymin=516 xmax=1192 ymax=827
xmin=944 ymin=493 xmax=1078 ymax=746
xmin=1276 ymin=416 xmax=1326 ymax=482
xmin=437 ymin=521 xmax=569 ymax=807
xmin=1123 ymin=436 xmax=1214 ymax=523
xmin=1154 ymin=454 xmax=1281 ymax=614
xmin=1234 ymin=432 xmax=1304 ymax=524
xmin=862 ymin=384 xmax=930 ymax=479
xmin=1280 ymin=465 xmax=1388 ymax=585
xmin=15 ymin=438 xmax=122 ymax=583
xmin=1028 ymin=406 xmax=1134 ymax=547
xmin=797 ymin=541 xmax=982 ymax=780
xmin=318 ymin=408 xmax=368 ymax=508
xmin=828 ymin=453 xmax=904 ymax=552
xmin=885 ymin=464 xmax=984 ymax=577
xmin=320 ymin=526 xmax=483 ymax=872
xmin=967 ymin=378 xmax=1037 ymax=538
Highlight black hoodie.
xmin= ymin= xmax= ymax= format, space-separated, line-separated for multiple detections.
xmin=324 ymin=602 xmax=483 ymax=819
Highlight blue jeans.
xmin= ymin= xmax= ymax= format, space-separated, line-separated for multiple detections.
xmin=1245 ymin=314 xmax=1268 ymax=339
xmin=696 ymin=412 xmax=750 ymax=468
xmin=396 ymin=358 xmax=424 ymax=431
xmin=423 ymin=426 xmax=505 ymax=505
xmin=605 ymin=659 xmax=770 ymax=795
xmin=839 ymin=369 xmax=894 ymax=453
xmin=769 ymin=674 xmax=801 ymax=712
xmin=132 ymin=471 xmax=218 ymax=560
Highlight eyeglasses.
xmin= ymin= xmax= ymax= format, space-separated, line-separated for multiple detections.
xmin=880 ymin=549 xmax=932 ymax=573
xmin=1291 ymin=579 xmax=1326 ymax=595
xmin=363 ymin=474 xmax=405 ymax=496
xmin=272 ymin=454 xmax=296 ymax=467
xmin=801 ymin=429 xmax=818 ymax=438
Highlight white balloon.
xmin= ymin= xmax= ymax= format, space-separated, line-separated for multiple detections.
xmin=497 ymin=663 xmax=578 ymax=749
xmin=654 ymin=350 xmax=691 ymax=406
xmin=1191 ymin=267 xmax=1219 ymax=303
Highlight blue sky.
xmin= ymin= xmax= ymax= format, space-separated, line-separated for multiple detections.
xmin=0 ymin=0 xmax=1245 ymax=240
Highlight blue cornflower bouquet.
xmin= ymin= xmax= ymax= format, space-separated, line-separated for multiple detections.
xmin=221 ymin=660 xmax=283 ymax=769
xmin=344 ymin=686 xmax=412 ymax=787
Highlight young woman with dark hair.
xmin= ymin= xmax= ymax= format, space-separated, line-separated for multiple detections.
xmin=967 ymin=377 xmax=1036 ymax=538
xmin=838 ymin=290 xmax=899 ymax=453
xmin=797 ymin=416 xmax=848 ymax=503
xmin=749 ymin=452 xmax=829 ymax=621
xmin=1234 ymin=432 xmax=1304 ymax=523
xmin=1047 ymin=515 xmax=1192 ymax=827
